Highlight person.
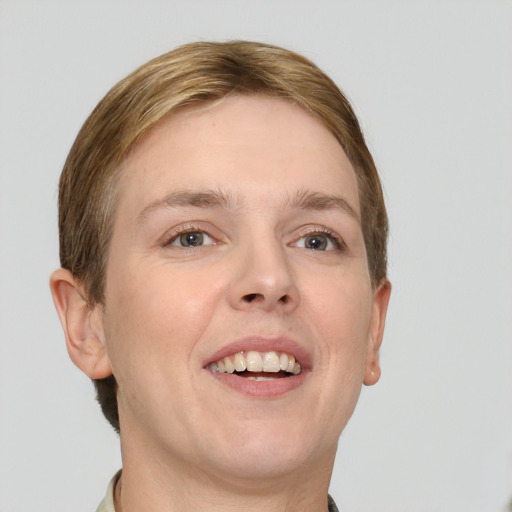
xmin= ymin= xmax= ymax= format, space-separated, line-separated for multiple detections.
xmin=49 ymin=40 xmax=391 ymax=512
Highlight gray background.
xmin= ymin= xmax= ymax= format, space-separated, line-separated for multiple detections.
xmin=1 ymin=1 xmax=511 ymax=511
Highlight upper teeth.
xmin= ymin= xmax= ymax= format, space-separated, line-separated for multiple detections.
xmin=209 ymin=351 xmax=301 ymax=375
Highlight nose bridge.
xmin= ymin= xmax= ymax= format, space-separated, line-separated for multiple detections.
xmin=228 ymin=225 xmax=299 ymax=312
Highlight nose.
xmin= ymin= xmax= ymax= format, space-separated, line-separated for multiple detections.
xmin=228 ymin=238 xmax=300 ymax=314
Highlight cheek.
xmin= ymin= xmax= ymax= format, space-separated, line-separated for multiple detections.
xmin=296 ymin=271 xmax=373 ymax=439
xmin=102 ymin=261 xmax=225 ymax=371
xmin=301 ymin=269 xmax=373 ymax=381
xmin=302 ymin=268 xmax=372 ymax=339
xmin=100 ymin=263 xmax=222 ymax=427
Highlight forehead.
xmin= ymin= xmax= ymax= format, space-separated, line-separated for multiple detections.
xmin=117 ymin=95 xmax=359 ymax=216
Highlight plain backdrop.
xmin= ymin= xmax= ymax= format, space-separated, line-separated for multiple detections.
xmin=1 ymin=1 xmax=511 ymax=511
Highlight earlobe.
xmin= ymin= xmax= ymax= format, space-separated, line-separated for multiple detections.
xmin=49 ymin=268 xmax=112 ymax=379
xmin=364 ymin=279 xmax=391 ymax=386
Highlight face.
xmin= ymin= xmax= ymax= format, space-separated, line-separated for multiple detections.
xmin=99 ymin=95 xmax=388 ymax=483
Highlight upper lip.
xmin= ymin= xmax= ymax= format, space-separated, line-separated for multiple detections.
xmin=203 ymin=336 xmax=313 ymax=370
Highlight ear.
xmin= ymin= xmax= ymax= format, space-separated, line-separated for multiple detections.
xmin=363 ymin=280 xmax=391 ymax=386
xmin=49 ymin=268 xmax=112 ymax=379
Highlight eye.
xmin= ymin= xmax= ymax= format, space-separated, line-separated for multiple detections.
xmin=169 ymin=231 xmax=214 ymax=247
xmin=292 ymin=228 xmax=343 ymax=251
xmin=297 ymin=234 xmax=334 ymax=251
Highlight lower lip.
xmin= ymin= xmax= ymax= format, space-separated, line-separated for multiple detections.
xmin=207 ymin=370 xmax=309 ymax=398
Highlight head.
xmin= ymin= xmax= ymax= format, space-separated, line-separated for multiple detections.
xmin=52 ymin=40 xmax=389 ymax=439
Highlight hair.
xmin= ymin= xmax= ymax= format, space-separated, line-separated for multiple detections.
xmin=58 ymin=40 xmax=388 ymax=433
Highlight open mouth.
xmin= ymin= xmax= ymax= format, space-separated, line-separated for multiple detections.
xmin=207 ymin=351 xmax=301 ymax=381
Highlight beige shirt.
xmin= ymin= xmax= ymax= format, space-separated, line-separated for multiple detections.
xmin=95 ymin=471 xmax=120 ymax=512
xmin=96 ymin=471 xmax=339 ymax=512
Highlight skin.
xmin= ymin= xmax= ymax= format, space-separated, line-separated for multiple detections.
xmin=51 ymin=95 xmax=390 ymax=512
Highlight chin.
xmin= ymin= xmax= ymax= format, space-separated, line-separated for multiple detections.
xmin=200 ymin=417 xmax=335 ymax=483
xmin=207 ymin=448 xmax=314 ymax=483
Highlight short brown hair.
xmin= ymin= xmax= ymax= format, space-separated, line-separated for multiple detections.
xmin=58 ymin=40 xmax=388 ymax=433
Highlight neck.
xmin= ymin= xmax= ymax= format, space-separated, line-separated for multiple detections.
xmin=115 ymin=438 xmax=336 ymax=512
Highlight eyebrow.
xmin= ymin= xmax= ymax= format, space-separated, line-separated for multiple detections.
xmin=137 ymin=189 xmax=237 ymax=224
xmin=290 ymin=189 xmax=360 ymax=222
xmin=136 ymin=188 xmax=359 ymax=224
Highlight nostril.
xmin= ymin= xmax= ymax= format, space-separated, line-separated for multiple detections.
xmin=242 ymin=293 xmax=290 ymax=304
xmin=243 ymin=293 xmax=263 ymax=303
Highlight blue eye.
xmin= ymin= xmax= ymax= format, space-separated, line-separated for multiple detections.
xmin=305 ymin=235 xmax=330 ymax=250
xmin=297 ymin=233 xmax=335 ymax=251
xmin=293 ymin=229 xmax=343 ymax=251
xmin=298 ymin=234 xmax=335 ymax=251
xmin=170 ymin=231 xmax=214 ymax=247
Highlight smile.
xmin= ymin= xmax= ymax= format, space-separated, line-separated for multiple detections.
xmin=208 ymin=351 xmax=302 ymax=380
xmin=204 ymin=337 xmax=311 ymax=397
